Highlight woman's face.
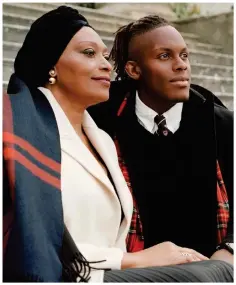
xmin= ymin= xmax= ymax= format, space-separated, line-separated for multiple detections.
xmin=54 ymin=26 xmax=112 ymax=107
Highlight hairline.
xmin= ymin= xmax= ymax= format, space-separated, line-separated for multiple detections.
xmin=127 ymin=23 xmax=171 ymax=61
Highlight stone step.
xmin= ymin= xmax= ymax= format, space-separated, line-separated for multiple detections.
xmin=3 ymin=41 xmax=23 ymax=59
xmin=3 ymin=24 xmax=232 ymax=67
xmin=190 ymin=63 xmax=233 ymax=77
xmin=189 ymin=49 xmax=233 ymax=66
xmin=3 ymin=3 xmax=202 ymax=41
xmin=3 ymin=59 xmax=14 ymax=82
xmin=2 ymin=23 xmax=115 ymax=53
xmin=2 ymin=3 xmax=131 ymax=25
xmin=5 ymin=3 xmax=225 ymax=53
xmin=2 ymin=3 xmax=226 ymax=55
xmin=3 ymin=11 xmax=127 ymax=34
xmin=2 ymin=14 xmax=202 ymax=45
xmin=3 ymin=12 xmax=223 ymax=53
xmin=191 ymin=74 xmax=233 ymax=94
xmin=185 ymin=41 xmax=223 ymax=53
xmin=2 ymin=22 xmax=114 ymax=40
xmin=2 ymin=80 xmax=233 ymax=111
xmin=98 ymin=3 xmax=177 ymax=21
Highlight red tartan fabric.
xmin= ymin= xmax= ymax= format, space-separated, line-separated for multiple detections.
xmin=114 ymin=137 xmax=144 ymax=252
xmin=216 ymin=160 xmax=230 ymax=243
xmin=115 ymin=95 xmax=230 ymax=252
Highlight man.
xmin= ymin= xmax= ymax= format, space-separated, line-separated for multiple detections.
xmin=88 ymin=15 xmax=233 ymax=264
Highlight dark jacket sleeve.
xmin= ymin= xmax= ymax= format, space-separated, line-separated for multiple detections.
xmin=215 ymin=105 xmax=233 ymax=243
xmin=192 ymin=84 xmax=233 ymax=244
xmin=87 ymin=100 xmax=114 ymax=137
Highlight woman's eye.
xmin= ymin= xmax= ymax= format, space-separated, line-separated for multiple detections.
xmin=83 ymin=49 xmax=95 ymax=57
xmin=159 ymin=53 xmax=169 ymax=60
xmin=104 ymin=55 xmax=109 ymax=61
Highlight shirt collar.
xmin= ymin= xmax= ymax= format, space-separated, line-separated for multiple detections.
xmin=135 ymin=91 xmax=183 ymax=134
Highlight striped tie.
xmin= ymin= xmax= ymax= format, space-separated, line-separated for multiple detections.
xmin=154 ymin=114 xmax=172 ymax=137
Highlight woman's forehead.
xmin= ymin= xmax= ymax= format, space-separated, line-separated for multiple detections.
xmin=72 ymin=27 xmax=101 ymax=44
xmin=68 ymin=26 xmax=107 ymax=50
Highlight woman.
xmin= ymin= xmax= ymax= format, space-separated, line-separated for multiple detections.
xmin=3 ymin=6 xmax=233 ymax=282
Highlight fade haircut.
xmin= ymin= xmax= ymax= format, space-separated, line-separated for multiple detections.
xmin=110 ymin=15 xmax=170 ymax=81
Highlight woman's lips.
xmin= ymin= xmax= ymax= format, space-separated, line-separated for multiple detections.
xmin=92 ymin=77 xmax=111 ymax=87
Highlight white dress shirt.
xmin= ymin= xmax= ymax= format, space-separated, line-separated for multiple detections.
xmin=135 ymin=91 xmax=183 ymax=134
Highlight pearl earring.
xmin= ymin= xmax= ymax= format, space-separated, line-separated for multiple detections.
xmin=49 ymin=77 xmax=56 ymax=85
xmin=49 ymin=69 xmax=56 ymax=85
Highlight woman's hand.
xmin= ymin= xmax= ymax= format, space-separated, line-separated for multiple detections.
xmin=122 ymin=241 xmax=209 ymax=269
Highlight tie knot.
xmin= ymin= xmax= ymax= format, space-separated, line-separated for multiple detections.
xmin=154 ymin=114 xmax=172 ymax=137
xmin=154 ymin=114 xmax=166 ymax=128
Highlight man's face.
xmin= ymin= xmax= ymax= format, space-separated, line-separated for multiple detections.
xmin=127 ymin=25 xmax=191 ymax=103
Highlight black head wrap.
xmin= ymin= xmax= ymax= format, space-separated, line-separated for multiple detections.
xmin=14 ymin=6 xmax=92 ymax=88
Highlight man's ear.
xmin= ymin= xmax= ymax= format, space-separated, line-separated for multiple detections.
xmin=125 ymin=61 xmax=141 ymax=80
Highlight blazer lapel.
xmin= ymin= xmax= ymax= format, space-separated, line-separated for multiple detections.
xmin=83 ymin=112 xmax=133 ymax=225
xmin=60 ymin=124 xmax=115 ymax=193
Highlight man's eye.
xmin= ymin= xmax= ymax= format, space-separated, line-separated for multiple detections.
xmin=181 ymin=53 xmax=189 ymax=59
xmin=159 ymin=53 xmax=169 ymax=60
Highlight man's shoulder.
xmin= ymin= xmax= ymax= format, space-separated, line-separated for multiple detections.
xmin=214 ymin=104 xmax=233 ymax=137
xmin=214 ymin=102 xmax=233 ymax=121
xmin=190 ymin=83 xmax=233 ymax=125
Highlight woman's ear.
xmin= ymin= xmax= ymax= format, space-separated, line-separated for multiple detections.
xmin=125 ymin=61 xmax=141 ymax=80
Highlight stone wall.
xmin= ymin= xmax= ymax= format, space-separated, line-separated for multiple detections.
xmin=174 ymin=12 xmax=233 ymax=54
xmin=197 ymin=3 xmax=233 ymax=16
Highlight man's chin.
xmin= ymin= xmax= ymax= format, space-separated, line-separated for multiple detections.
xmin=171 ymin=88 xmax=190 ymax=103
xmin=178 ymin=94 xmax=190 ymax=102
xmin=167 ymin=94 xmax=189 ymax=104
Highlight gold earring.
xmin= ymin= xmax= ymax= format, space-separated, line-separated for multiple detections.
xmin=49 ymin=69 xmax=56 ymax=85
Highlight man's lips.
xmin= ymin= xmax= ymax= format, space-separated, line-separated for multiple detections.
xmin=170 ymin=76 xmax=189 ymax=82
xmin=170 ymin=76 xmax=189 ymax=87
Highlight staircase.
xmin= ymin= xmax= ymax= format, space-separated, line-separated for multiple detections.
xmin=3 ymin=3 xmax=233 ymax=110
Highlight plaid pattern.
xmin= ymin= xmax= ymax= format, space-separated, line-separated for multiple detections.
xmin=115 ymin=95 xmax=144 ymax=253
xmin=114 ymin=136 xmax=144 ymax=253
xmin=115 ymin=94 xmax=230 ymax=252
xmin=3 ymin=80 xmax=64 ymax=281
xmin=216 ymin=160 xmax=230 ymax=243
